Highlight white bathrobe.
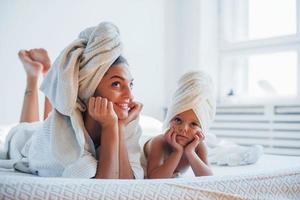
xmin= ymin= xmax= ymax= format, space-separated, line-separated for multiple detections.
xmin=0 ymin=22 xmax=144 ymax=178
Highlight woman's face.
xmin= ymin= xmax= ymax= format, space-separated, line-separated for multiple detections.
xmin=170 ymin=109 xmax=202 ymax=146
xmin=94 ymin=63 xmax=134 ymax=120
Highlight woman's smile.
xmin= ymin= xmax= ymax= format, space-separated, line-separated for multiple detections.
xmin=115 ymin=102 xmax=129 ymax=111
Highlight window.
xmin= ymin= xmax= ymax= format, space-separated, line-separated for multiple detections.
xmin=248 ymin=52 xmax=297 ymax=97
xmin=219 ymin=0 xmax=300 ymax=103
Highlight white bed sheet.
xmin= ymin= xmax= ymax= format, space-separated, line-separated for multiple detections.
xmin=211 ymin=154 xmax=300 ymax=176
xmin=1 ymin=154 xmax=299 ymax=177
xmin=1 ymin=166 xmax=300 ymax=200
xmin=1 ymin=154 xmax=300 ymax=200
xmin=1 ymin=119 xmax=300 ymax=199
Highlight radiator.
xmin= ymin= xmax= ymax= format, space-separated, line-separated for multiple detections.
xmin=210 ymin=104 xmax=300 ymax=156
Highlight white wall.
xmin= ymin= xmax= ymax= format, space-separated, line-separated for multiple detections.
xmin=0 ymin=0 xmax=220 ymax=124
xmin=164 ymin=0 xmax=219 ymax=107
xmin=0 ymin=0 xmax=165 ymax=123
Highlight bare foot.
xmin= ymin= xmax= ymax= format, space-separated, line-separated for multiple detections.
xmin=18 ymin=50 xmax=43 ymax=78
xmin=28 ymin=48 xmax=51 ymax=75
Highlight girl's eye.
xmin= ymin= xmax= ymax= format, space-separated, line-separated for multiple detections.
xmin=191 ymin=122 xmax=200 ymax=128
xmin=112 ymin=82 xmax=120 ymax=88
xmin=173 ymin=117 xmax=182 ymax=125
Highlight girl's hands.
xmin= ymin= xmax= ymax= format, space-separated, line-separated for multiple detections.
xmin=184 ymin=131 xmax=205 ymax=155
xmin=119 ymin=101 xmax=143 ymax=126
xmin=88 ymin=97 xmax=118 ymax=128
xmin=164 ymin=128 xmax=184 ymax=153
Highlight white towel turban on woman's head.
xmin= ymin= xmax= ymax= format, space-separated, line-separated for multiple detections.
xmin=40 ymin=22 xmax=123 ymax=115
xmin=162 ymin=71 xmax=216 ymax=135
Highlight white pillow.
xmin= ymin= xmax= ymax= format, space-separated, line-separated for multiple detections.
xmin=0 ymin=124 xmax=16 ymax=152
xmin=139 ymin=115 xmax=162 ymax=137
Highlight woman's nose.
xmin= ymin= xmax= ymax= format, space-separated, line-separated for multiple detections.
xmin=123 ymin=85 xmax=134 ymax=100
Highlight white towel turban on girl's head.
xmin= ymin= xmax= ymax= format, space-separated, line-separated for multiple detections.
xmin=162 ymin=71 xmax=216 ymax=135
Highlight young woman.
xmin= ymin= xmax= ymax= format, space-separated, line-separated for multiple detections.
xmin=1 ymin=22 xmax=143 ymax=179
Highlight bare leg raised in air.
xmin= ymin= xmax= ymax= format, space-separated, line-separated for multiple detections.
xmin=18 ymin=48 xmax=52 ymax=123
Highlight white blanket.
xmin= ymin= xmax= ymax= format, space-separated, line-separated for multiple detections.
xmin=0 ymin=22 xmax=143 ymax=178
xmin=205 ymin=132 xmax=263 ymax=166
xmin=1 ymin=167 xmax=299 ymax=200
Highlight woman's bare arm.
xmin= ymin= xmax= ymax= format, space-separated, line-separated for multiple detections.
xmin=95 ymin=124 xmax=119 ymax=179
xmin=118 ymin=125 xmax=134 ymax=179
xmin=88 ymin=97 xmax=120 ymax=179
xmin=117 ymin=102 xmax=143 ymax=179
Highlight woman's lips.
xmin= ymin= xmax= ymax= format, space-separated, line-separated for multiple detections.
xmin=115 ymin=103 xmax=129 ymax=111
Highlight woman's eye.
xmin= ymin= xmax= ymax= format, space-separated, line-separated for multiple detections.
xmin=112 ymin=82 xmax=120 ymax=88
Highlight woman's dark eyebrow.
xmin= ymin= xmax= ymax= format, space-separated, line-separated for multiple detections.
xmin=110 ymin=75 xmax=133 ymax=82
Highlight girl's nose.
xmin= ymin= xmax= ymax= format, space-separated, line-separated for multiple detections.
xmin=179 ymin=124 xmax=188 ymax=135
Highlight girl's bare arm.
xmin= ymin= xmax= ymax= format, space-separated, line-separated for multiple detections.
xmin=146 ymin=136 xmax=183 ymax=179
xmin=185 ymin=142 xmax=213 ymax=176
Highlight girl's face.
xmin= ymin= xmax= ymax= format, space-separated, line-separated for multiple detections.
xmin=170 ymin=109 xmax=202 ymax=146
xmin=94 ymin=63 xmax=134 ymax=120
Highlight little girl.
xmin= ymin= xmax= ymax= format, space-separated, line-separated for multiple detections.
xmin=143 ymin=71 xmax=216 ymax=178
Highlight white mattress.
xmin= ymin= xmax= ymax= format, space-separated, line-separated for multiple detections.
xmin=1 ymin=154 xmax=300 ymax=200
xmin=1 ymin=120 xmax=300 ymax=199
xmin=1 ymin=166 xmax=299 ymax=200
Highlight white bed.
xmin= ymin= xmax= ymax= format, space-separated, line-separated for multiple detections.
xmin=1 ymin=116 xmax=300 ymax=199
xmin=1 ymin=166 xmax=299 ymax=199
xmin=211 ymin=154 xmax=300 ymax=176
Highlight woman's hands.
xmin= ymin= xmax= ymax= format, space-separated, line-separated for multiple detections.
xmin=119 ymin=101 xmax=143 ymax=126
xmin=88 ymin=97 xmax=118 ymax=128
xmin=88 ymin=97 xmax=143 ymax=127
